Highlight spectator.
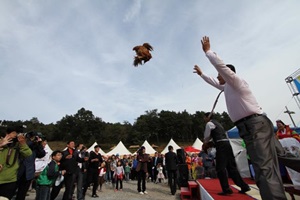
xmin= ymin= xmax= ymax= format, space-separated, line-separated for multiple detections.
xmin=165 ymin=145 xmax=178 ymax=195
xmin=0 ymin=126 xmax=32 ymax=199
xmin=124 ymin=162 xmax=131 ymax=182
xmin=85 ymin=145 xmax=103 ymax=198
xmin=151 ymin=152 xmax=162 ymax=183
xmin=35 ymin=150 xmax=66 ymax=200
xmin=98 ymin=162 xmax=106 ymax=192
xmin=114 ymin=161 xmax=124 ymax=191
xmin=136 ymin=146 xmax=149 ymax=195
xmin=16 ymin=131 xmax=46 ymax=200
xmin=276 ymin=120 xmax=300 ymax=142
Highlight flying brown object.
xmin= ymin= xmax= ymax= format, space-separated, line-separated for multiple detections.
xmin=132 ymin=43 xmax=153 ymax=67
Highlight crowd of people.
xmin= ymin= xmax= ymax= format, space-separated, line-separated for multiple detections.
xmin=1 ymin=120 xmax=300 ymax=200
xmin=0 ymin=126 xmax=187 ymax=200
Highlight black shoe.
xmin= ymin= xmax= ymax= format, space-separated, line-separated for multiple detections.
xmin=218 ymin=188 xmax=233 ymax=196
xmin=92 ymin=194 xmax=99 ymax=198
xmin=239 ymin=186 xmax=251 ymax=194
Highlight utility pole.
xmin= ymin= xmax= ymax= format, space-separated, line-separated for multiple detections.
xmin=284 ymin=106 xmax=296 ymax=127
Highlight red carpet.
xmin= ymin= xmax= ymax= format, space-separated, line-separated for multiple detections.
xmin=197 ymin=178 xmax=257 ymax=200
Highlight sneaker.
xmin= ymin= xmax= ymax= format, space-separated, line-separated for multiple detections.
xmin=143 ymin=191 xmax=148 ymax=194
xmin=139 ymin=191 xmax=144 ymax=195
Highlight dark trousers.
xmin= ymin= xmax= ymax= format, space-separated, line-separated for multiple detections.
xmin=36 ymin=185 xmax=51 ymax=200
xmin=90 ymin=168 xmax=99 ymax=195
xmin=63 ymin=173 xmax=76 ymax=200
xmin=15 ymin=172 xmax=32 ymax=200
xmin=83 ymin=168 xmax=99 ymax=196
xmin=131 ymin=168 xmax=137 ymax=180
xmin=0 ymin=182 xmax=17 ymax=199
xmin=50 ymin=181 xmax=62 ymax=200
xmin=137 ymin=170 xmax=146 ymax=192
xmin=215 ymin=141 xmax=248 ymax=192
xmin=115 ymin=178 xmax=123 ymax=190
xmin=167 ymin=169 xmax=177 ymax=195
xmin=152 ymin=167 xmax=158 ymax=182
xmin=110 ymin=171 xmax=115 ymax=184
xmin=236 ymin=115 xmax=287 ymax=200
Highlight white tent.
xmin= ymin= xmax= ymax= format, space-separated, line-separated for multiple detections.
xmin=140 ymin=140 xmax=157 ymax=155
xmin=161 ymin=138 xmax=181 ymax=154
xmin=87 ymin=142 xmax=106 ymax=155
xmin=192 ymin=138 xmax=203 ymax=150
xmin=106 ymin=141 xmax=132 ymax=156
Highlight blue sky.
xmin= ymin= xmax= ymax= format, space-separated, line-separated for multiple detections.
xmin=1 ymin=1 xmax=300 ymax=127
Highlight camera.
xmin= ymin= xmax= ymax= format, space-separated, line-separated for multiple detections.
xmin=23 ymin=131 xmax=45 ymax=142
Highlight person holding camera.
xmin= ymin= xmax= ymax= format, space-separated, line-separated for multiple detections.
xmin=15 ymin=131 xmax=46 ymax=200
xmin=0 ymin=126 xmax=32 ymax=199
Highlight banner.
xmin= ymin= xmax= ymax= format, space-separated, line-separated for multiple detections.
xmin=293 ymin=75 xmax=300 ymax=94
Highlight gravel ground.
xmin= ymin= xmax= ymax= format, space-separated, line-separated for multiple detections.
xmin=26 ymin=180 xmax=181 ymax=200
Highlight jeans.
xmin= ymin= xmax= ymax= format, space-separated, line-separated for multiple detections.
xmin=77 ymin=170 xmax=85 ymax=200
xmin=36 ymin=185 xmax=51 ymax=200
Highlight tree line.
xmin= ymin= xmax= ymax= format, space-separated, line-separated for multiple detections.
xmin=0 ymin=108 xmax=234 ymax=147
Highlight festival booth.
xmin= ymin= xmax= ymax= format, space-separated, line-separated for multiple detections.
xmin=87 ymin=141 xmax=106 ymax=155
xmin=137 ymin=140 xmax=157 ymax=156
xmin=192 ymin=138 xmax=203 ymax=151
xmin=160 ymin=138 xmax=181 ymax=155
xmin=106 ymin=141 xmax=131 ymax=156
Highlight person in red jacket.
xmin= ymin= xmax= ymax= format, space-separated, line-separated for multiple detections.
xmin=276 ymin=120 xmax=300 ymax=142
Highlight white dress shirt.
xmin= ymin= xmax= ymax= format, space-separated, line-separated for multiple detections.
xmin=200 ymin=50 xmax=263 ymax=122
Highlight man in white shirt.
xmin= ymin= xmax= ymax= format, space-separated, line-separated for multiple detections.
xmin=193 ymin=36 xmax=287 ymax=200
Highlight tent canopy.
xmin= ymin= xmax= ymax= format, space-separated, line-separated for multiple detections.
xmin=184 ymin=146 xmax=200 ymax=153
xmin=140 ymin=140 xmax=157 ymax=155
xmin=106 ymin=141 xmax=131 ymax=156
xmin=192 ymin=138 xmax=203 ymax=150
xmin=161 ymin=138 xmax=181 ymax=154
xmin=87 ymin=142 xmax=106 ymax=155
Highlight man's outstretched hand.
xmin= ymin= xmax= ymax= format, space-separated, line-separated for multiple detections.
xmin=201 ymin=36 xmax=210 ymax=53
xmin=193 ymin=65 xmax=202 ymax=76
